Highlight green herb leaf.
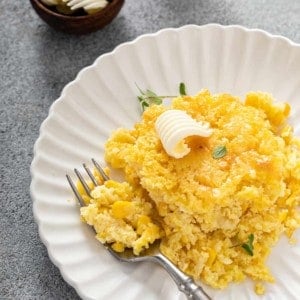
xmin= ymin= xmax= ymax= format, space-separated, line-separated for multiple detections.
xmin=230 ymin=233 xmax=255 ymax=256
xmin=248 ymin=233 xmax=254 ymax=245
xmin=144 ymin=90 xmax=163 ymax=105
xmin=142 ymin=102 xmax=149 ymax=108
xmin=179 ymin=82 xmax=187 ymax=96
xmin=136 ymin=84 xmax=176 ymax=111
xmin=212 ymin=145 xmax=227 ymax=159
xmin=241 ymin=243 xmax=253 ymax=256
xmin=242 ymin=234 xmax=254 ymax=256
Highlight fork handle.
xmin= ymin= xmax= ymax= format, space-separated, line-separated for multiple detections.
xmin=154 ymin=253 xmax=211 ymax=300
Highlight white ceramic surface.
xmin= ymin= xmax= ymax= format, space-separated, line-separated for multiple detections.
xmin=30 ymin=24 xmax=300 ymax=300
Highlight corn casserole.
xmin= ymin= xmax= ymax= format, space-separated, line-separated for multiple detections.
xmin=80 ymin=90 xmax=300 ymax=293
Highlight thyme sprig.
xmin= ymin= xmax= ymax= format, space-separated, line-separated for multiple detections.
xmin=136 ymin=84 xmax=176 ymax=111
xmin=241 ymin=234 xmax=254 ymax=256
xmin=136 ymin=82 xmax=187 ymax=111
xmin=212 ymin=145 xmax=227 ymax=159
xmin=179 ymin=82 xmax=187 ymax=96
xmin=231 ymin=234 xmax=255 ymax=256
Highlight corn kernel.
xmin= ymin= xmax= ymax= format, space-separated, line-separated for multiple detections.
xmin=112 ymin=242 xmax=125 ymax=252
xmin=207 ymin=249 xmax=217 ymax=267
xmin=111 ymin=201 xmax=133 ymax=219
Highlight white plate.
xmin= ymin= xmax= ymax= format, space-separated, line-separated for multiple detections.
xmin=31 ymin=24 xmax=300 ymax=300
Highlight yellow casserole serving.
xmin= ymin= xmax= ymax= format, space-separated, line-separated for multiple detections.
xmin=79 ymin=90 xmax=300 ymax=294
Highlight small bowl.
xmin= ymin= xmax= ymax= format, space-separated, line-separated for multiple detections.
xmin=30 ymin=0 xmax=125 ymax=34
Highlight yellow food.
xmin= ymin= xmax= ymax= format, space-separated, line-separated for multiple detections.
xmin=80 ymin=90 xmax=300 ymax=293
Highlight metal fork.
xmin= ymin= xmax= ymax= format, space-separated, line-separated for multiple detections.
xmin=66 ymin=159 xmax=211 ymax=300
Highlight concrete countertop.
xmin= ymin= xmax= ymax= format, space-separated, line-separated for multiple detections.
xmin=1 ymin=0 xmax=300 ymax=299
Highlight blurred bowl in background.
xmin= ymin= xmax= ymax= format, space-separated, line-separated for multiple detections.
xmin=30 ymin=0 xmax=125 ymax=34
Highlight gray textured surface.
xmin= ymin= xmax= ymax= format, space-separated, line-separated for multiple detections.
xmin=1 ymin=0 xmax=300 ymax=299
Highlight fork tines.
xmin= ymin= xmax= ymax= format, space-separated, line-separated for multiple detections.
xmin=66 ymin=159 xmax=109 ymax=207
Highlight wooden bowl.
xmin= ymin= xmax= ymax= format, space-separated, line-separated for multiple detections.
xmin=30 ymin=0 xmax=125 ymax=34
